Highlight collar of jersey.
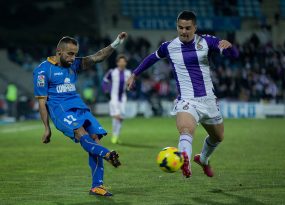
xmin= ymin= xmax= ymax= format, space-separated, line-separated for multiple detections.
xmin=47 ymin=56 xmax=58 ymax=65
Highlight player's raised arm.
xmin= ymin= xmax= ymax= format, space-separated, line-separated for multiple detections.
xmin=127 ymin=52 xmax=161 ymax=90
xmin=218 ymin=40 xmax=239 ymax=58
xmin=203 ymin=35 xmax=239 ymax=59
xmin=38 ymin=97 xmax=51 ymax=144
xmin=81 ymin=32 xmax=127 ymax=69
xmin=127 ymin=41 xmax=169 ymax=90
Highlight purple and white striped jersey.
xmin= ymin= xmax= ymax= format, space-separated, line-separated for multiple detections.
xmin=133 ymin=34 xmax=238 ymax=100
xmin=103 ymin=68 xmax=131 ymax=102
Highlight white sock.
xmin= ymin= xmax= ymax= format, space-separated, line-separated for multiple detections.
xmin=178 ymin=134 xmax=193 ymax=161
xmin=112 ymin=118 xmax=118 ymax=137
xmin=115 ymin=119 xmax=122 ymax=137
xmin=200 ymin=135 xmax=220 ymax=165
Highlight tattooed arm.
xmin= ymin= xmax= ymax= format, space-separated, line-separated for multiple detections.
xmin=81 ymin=32 xmax=127 ymax=69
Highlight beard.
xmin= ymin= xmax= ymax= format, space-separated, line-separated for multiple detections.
xmin=60 ymin=56 xmax=73 ymax=68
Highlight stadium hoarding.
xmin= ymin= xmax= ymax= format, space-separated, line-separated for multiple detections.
xmin=218 ymin=101 xmax=285 ymax=118
xmin=133 ymin=17 xmax=241 ymax=31
xmin=95 ymin=101 xmax=285 ymax=119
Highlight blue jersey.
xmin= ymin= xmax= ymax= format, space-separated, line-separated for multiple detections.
xmin=33 ymin=56 xmax=89 ymax=114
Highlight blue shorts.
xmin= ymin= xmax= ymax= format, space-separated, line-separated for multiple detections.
xmin=49 ymin=108 xmax=107 ymax=142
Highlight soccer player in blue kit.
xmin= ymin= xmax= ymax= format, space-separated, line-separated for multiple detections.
xmin=33 ymin=32 xmax=127 ymax=196
xmin=127 ymin=11 xmax=238 ymax=178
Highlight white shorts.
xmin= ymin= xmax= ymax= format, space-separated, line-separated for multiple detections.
xmin=109 ymin=101 xmax=126 ymax=117
xmin=171 ymin=98 xmax=223 ymax=125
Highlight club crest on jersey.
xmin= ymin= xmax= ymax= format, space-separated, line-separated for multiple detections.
xmin=197 ymin=44 xmax=203 ymax=50
xmin=64 ymin=78 xmax=71 ymax=84
xmin=37 ymin=75 xmax=45 ymax=87
xmin=183 ymin=104 xmax=189 ymax=110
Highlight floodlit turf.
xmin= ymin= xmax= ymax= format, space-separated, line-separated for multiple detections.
xmin=0 ymin=117 xmax=284 ymax=205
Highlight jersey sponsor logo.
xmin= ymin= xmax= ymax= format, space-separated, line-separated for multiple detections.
xmin=56 ymin=83 xmax=76 ymax=93
xmin=54 ymin=72 xmax=63 ymax=76
xmin=37 ymin=75 xmax=45 ymax=87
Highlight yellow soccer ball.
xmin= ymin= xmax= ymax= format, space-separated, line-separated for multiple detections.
xmin=156 ymin=147 xmax=183 ymax=173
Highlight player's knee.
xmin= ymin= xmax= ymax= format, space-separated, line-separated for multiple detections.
xmin=90 ymin=134 xmax=100 ymax=143
xmin=114 ymin=115 xmax=122 ymax=121
xmin=218 ymin=129 xmax=225 ymax=142
xmin=178 ymin=127 xmax=195 ymax=136
xmin=74 ymin=127 xmax=88 ymax=141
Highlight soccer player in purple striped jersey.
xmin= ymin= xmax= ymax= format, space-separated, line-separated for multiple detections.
xmin=102 ymin=54 xmax=131 ymax=144
xmin=127 ymin=11 xmax=238 ymax=178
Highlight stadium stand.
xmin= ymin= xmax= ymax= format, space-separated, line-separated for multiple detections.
xmin=0 ymin=0 xmax=284 ymax=119
xmin=121 ymin=0 xmax=214 ymax=17
xmin=281 ymin=0 xmax=285 ymax=18
xmin=237 ymin=0 xmax=262 ymax=17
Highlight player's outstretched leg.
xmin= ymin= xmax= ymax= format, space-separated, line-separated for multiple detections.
xmin=79 ymin=134 xmax=121 ymax=167
xmin=194 ymin=135 xmax=219 ymax=177
xmin=104 ymin=150 xmax=121 ymax=167
xmin=88 ymin=154 xmax=113 ymax=197
xmin=79 ymin=134 xmax=110 ymax=157
xmin=178 ymin=134 xmax=193 ymax=178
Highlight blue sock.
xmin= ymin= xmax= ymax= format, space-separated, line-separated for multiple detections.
xmin=89 ymin=153 xmax=104 ymax=188
xmin=80 ymin=134 xmax=109 ymax=157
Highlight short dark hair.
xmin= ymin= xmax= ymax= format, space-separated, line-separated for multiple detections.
xmin=116 ymin=54 xmax=128 ymax=62
xmin=177 ymin=11 xmax=197 ymax=24
xmin=57 ymin=36 xmax=78 ymax=49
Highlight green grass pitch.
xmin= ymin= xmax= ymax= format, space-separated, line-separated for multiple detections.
xmin=0 ymin=117 xmax=284 ymax=205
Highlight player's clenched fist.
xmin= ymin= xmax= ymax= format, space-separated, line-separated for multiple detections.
xmin=111 ymin=32 xmax=128 ymax=48
xmin=218 ymin=40 xmax=232 ymax=50
xmin=42 ymin=128 xmax=51 ymax=144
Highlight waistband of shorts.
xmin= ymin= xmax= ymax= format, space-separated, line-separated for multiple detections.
xmin=177 ymin=97 xmax=217 ymax=103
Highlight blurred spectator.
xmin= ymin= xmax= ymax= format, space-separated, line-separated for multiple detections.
xmin=5 ymin=33 xmax=285 ymax=105
xmin=0 ymin=98 xmax=5 ymax=117
xmin=112 ymin=14 xmax=119 ymax=27
xmin=83 ymin=86 xmax=96 ymax=108
xmin=5 ymin=83 xmax=18 ymax=118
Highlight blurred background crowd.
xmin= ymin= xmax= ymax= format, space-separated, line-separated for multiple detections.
xmin=1 ymin=0 xmax=285 ymax=120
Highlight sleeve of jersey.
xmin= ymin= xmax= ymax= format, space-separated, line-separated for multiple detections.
xmin=204 ymin=35 xmax=239 ymax=58
xmin=103 ymin=70 xmax=112 ymax=83
xmin=133 ymin=42 xmax=169 ymax=76
xmin=33 ymin=66 xmax=48 ymax=98
xmin=133 ymin=53 xmax=160 ymax=76
xmin=204 ymin=35 xmax=221 ymax=53
xmin=102 ymin=70 xmax=112 ymax=93
xmin=222 ymin=46 xmax=239 ymax=58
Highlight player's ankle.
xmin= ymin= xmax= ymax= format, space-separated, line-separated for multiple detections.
xmin=199 ymin=154 xmax=208 ymax=165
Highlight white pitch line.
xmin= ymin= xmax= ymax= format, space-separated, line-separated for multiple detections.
xmin=0 ymin=124 xmax=42 ymax=133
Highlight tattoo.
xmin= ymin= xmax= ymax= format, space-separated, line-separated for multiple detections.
xmin=82 ymin=45 xmax=114 ymax=69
